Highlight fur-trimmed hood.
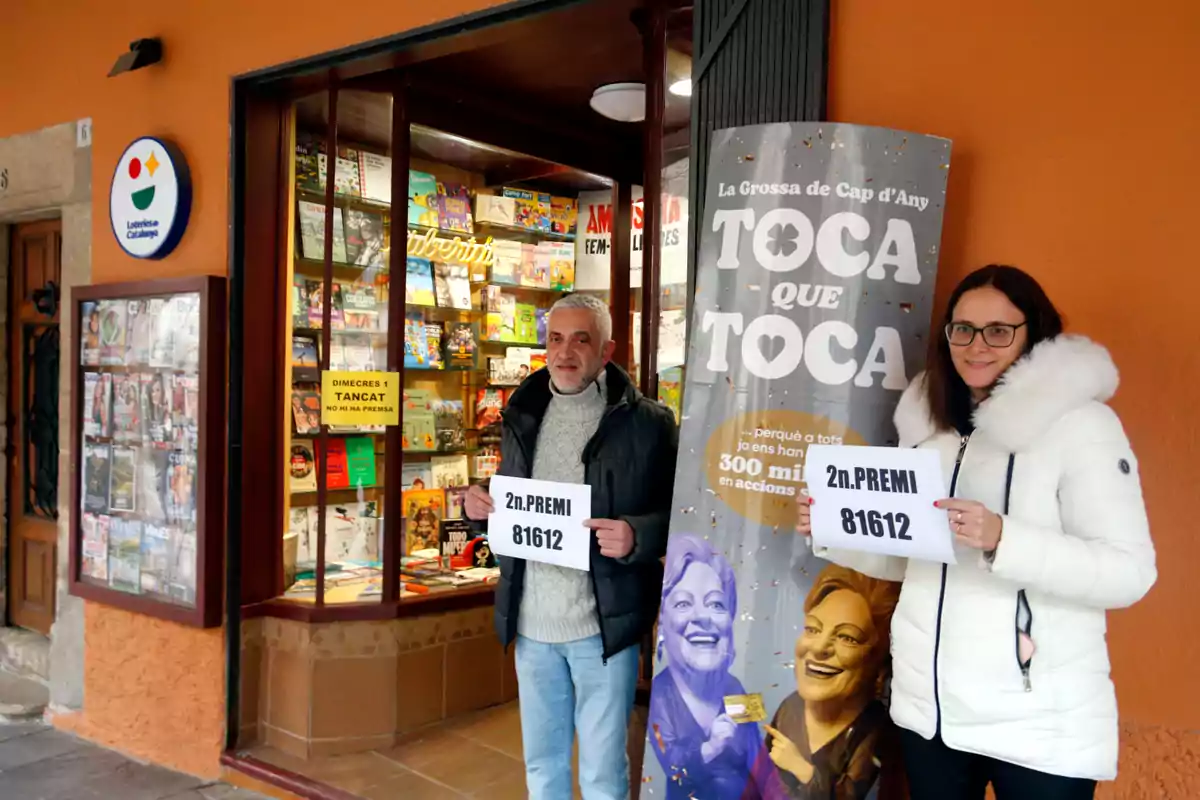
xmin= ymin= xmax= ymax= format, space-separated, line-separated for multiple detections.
xmin=894 ymin=335 xmax=1120 ymax=451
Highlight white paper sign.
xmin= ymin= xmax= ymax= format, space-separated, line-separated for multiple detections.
xmin=487 ymin=475 xmax=592 ymax=571
xmin=804 ymin=444 xmax=955 ymax=564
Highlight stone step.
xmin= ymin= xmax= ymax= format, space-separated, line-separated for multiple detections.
xmin=0 ymin=670 xmax=48 ymax=722
xmin=0 ymin=627 xmax=50 ymax=683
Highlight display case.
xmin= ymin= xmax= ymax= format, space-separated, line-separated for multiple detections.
xmin=68 ymin=276 xmax=226 ymax=627
xmin=274 ymin=89 xmax=607 ymax=610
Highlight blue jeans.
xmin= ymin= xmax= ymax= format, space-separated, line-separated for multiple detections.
xmin=515 ymin=634 xmax=639 ymax=800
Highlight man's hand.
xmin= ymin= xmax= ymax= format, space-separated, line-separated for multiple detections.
xmin=464 ymin=484 xmax=494 ymax=521
xmin=585 ymin=518 xmax=635 ymax=559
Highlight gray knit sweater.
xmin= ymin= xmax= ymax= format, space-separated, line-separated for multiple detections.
xmin=516 ymin=377 xmax=607 ymax=643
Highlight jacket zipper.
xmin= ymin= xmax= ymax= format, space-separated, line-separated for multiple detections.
xmin=587 ymin=469 xmax=617 ymax=665
xmin=934 ymin=434 xmax=971 ymax=737
xmin=1015 ymin=589 xmax=1033 ymax=692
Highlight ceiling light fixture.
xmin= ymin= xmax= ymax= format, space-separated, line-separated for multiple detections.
xmin=669 ymin=78 xmax=692 ymax=97
xmin=590 ymin=83 xmax=646 ymax=123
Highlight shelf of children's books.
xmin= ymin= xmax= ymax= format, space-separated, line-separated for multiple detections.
xmin=407 ymin=221 xmax=483 ymax=240
xmin=480 ymin=339 xmax=546 ymax=348
xmin=405 ymin=303 xmax=485 ymax=319
xmin=296 ymin=187 xmax=393 ymax=216
xmin=478 ymin=282 xmax=568 ymax=296
xmin=474 ymin=219 xmax=576 ymax=243
xmin=293 ymin=327 xmax=389 ymax=341
xmin=295 ymin=258 xmax=389 ymax=282
xmin=291 ymin=429 xmax=386 ymax=438
xmin=290 ymin=486 xmax=382 ymax=504
xmin=401 ymin=447 xmax=480 ymax=457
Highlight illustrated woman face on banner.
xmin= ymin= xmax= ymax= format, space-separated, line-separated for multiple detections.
xmin=662 ymin=540 xmax=736 ymax=677
xmin=795 ymin=582 xmax=877 ymax=704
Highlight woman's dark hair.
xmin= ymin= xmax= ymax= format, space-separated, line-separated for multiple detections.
xmin=925 ymin=265 xmax=1064 ymax=434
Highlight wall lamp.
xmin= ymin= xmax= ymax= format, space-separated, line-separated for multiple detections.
xmin=108 ymin=38 xmax=163 ymax=78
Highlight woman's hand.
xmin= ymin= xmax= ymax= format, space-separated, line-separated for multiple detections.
xmin=700 ymin=714 xmax=738 ymax=763
xmin=936 ymin=498 xmax=1003 ymax=551
xmin=764 ymin=724 xmax=813 ymax=784
xmin=795 ymin=494 xmax=814 ymax=537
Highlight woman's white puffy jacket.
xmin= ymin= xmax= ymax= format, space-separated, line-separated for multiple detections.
xmin=820 ymin=335 xmax=1155 ymax=781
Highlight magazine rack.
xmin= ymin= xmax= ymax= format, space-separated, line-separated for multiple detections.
xmin=68 ymin=276 xmax=226 ymax=627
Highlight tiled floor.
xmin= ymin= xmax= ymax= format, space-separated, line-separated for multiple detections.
xmin=246 ymin=703 xmax=579 ymax=799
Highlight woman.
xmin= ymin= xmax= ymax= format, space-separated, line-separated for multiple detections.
xmin=649 ymin=534 xmax=761 ymax=799
xmin=742 ymin=565 xmax=899 ymax=800
xmin=796 ymin=265 xmax=1156 ymax=798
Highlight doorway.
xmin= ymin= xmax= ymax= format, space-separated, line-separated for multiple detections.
xmin=6 ymin=219 xmax=62 ymax=635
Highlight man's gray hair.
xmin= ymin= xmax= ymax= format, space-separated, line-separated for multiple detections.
xmin=548 ymin=293 xmax=613 ymax=343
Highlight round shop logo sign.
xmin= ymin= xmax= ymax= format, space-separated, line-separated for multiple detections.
xmin=109 ymin=137 xmax=192 ymax=259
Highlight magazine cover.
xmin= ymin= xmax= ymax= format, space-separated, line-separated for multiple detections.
xmin=108 ymin=518 xmax=142 ymax=594
xmin=315 ymin=147 xmax=362 ymax=197
xmin=139 ymin=373 xmax=173 ymax=443
xmin=436 ymin=181 xmax=474 ymax=234
xmin=99 ymin=300 xmax=128 ymax=366
xmin=137 ymin=445 xmax=171 ymax=523
xmin=140 ymin=523 xmax=172 ymax=595
xmin=109 ymin=446 xmax=138 ymax=513
xmin=81 ymin=513 xmax=109 ymax=582
xmin=169 ymin=292 xmax=201 ymax=371
xmin=110 ymin=375 xmax=141 ymax=443
xmin=146 ymin=298 xmax=174 ymax=368
xmin=405 ymin=257 xmax=436 ymax=306
xmin=167 ymin=451 xmax=197 ymax=525
xmin=168 ymin=528 xmax=198 ymax=605
xmin=403 ymin=489 xmax=445 ymax=554
xmin=83 ymin=443 xmax=112 ymax=513
xmin=126 ymin=299 xmax=154 ymax=365
xmin=344 ymin=209 xmax=386 ymax=269
xmin=83 ymin=372 xmax=112 ymax=438
xmin=171 ymin=374 xmax=199 ymax=450
xmin=81 ymin=301 xmax=103 ymax=365
xmin=408 ymin=171 xmax=440 ymax=228
xmin=298 ymin=200 xmax=348 ymax=263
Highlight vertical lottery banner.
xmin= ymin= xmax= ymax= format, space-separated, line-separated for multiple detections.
xmin=642 ymin=123 xmax=951 ymax=800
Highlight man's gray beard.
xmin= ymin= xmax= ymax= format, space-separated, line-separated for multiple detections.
xmin=550 ymin=365 xmax=603 ymax=395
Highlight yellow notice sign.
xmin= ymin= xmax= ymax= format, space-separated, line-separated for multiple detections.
xmin=321 ymin=371 xmax=400 ymax=426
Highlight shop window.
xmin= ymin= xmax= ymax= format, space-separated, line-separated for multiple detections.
xmin=276 ymin=86 xmax=613 ymax=610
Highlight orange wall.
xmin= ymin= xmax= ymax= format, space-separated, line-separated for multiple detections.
xmin=0 ymin=0 xmax=506 ymax=779
xmin=830 ymin=0 xmax=1200 ymax=792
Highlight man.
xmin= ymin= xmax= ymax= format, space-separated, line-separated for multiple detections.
xmin=465 ymin=293 xmax=678 ymax=800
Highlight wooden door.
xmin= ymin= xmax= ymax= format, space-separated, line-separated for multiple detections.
xmin=7 ymin=220 xmax=61 ymax=634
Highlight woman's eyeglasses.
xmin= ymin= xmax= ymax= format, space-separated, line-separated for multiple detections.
xmin=945 ymin=322 xmax=1027 ymax=348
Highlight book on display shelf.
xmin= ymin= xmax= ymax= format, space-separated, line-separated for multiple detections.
xmin=401 ymin=463 xmax=433 ymax=492
xmin=108 ymin=518 xmax=142 ymax=594
xmin=290 ymin=440 xmax=318 ymax=493
xmin=430 ymin=454 xmax=470 ymax=489
xmin=445 ymin=486 xmax=468 ymax=520
xmin=98 ymin=300 xmax=128 ymax=366
xmin=297 ymin=201 xmax=348 ymax=263
xmin=490 ymin=240 xmax=522 ymax=286
xmin=405 ymin=257 xmax=436 ymax=307
xmin=475 ymin=388 xmax=507 ymax=428
xmin=81 ymin=513 xmax=109 ymax=582
xmin=433 ymin=399 xmax=466 ymax=451
xmin=503 ymin=187 xmax=551 ymax=233
xmin=404 ymin=313 xmax=431 ymax=369
xmin=437 ymin=181 xmax=474 ymax=235
xmin=108 ymin=446 xmax=138 ymax=514
xmin=344 ymin=209 xmax=386 ymax=269
xmin=403 ymin=489 xmax=445 ymax=555
xmin=433 ymin=262 xmax=472 ymax=310
xmin=291 ymin=385 xmax=322 ymax=435
xmin=550 ymin=196 xmax=578 ymax=236
xmin=83 ymin=372 xmax=113 ymax=438
xmin=408 ymin=171 xmax=439 ymax=228
xmin=424 ymin=323 xmax=445 ymax=370
xmin=475 ymin=193 xmax=517 ymax=227
xmin=358 ymin=151 xmax=392 ymax=205
xmin=443 ymin=322 xmax=478 ymax=369
xmin=81 ymin=301 xmax=102 ymax=366
xmin=344 ymin=436 xmax=377 ymax=488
